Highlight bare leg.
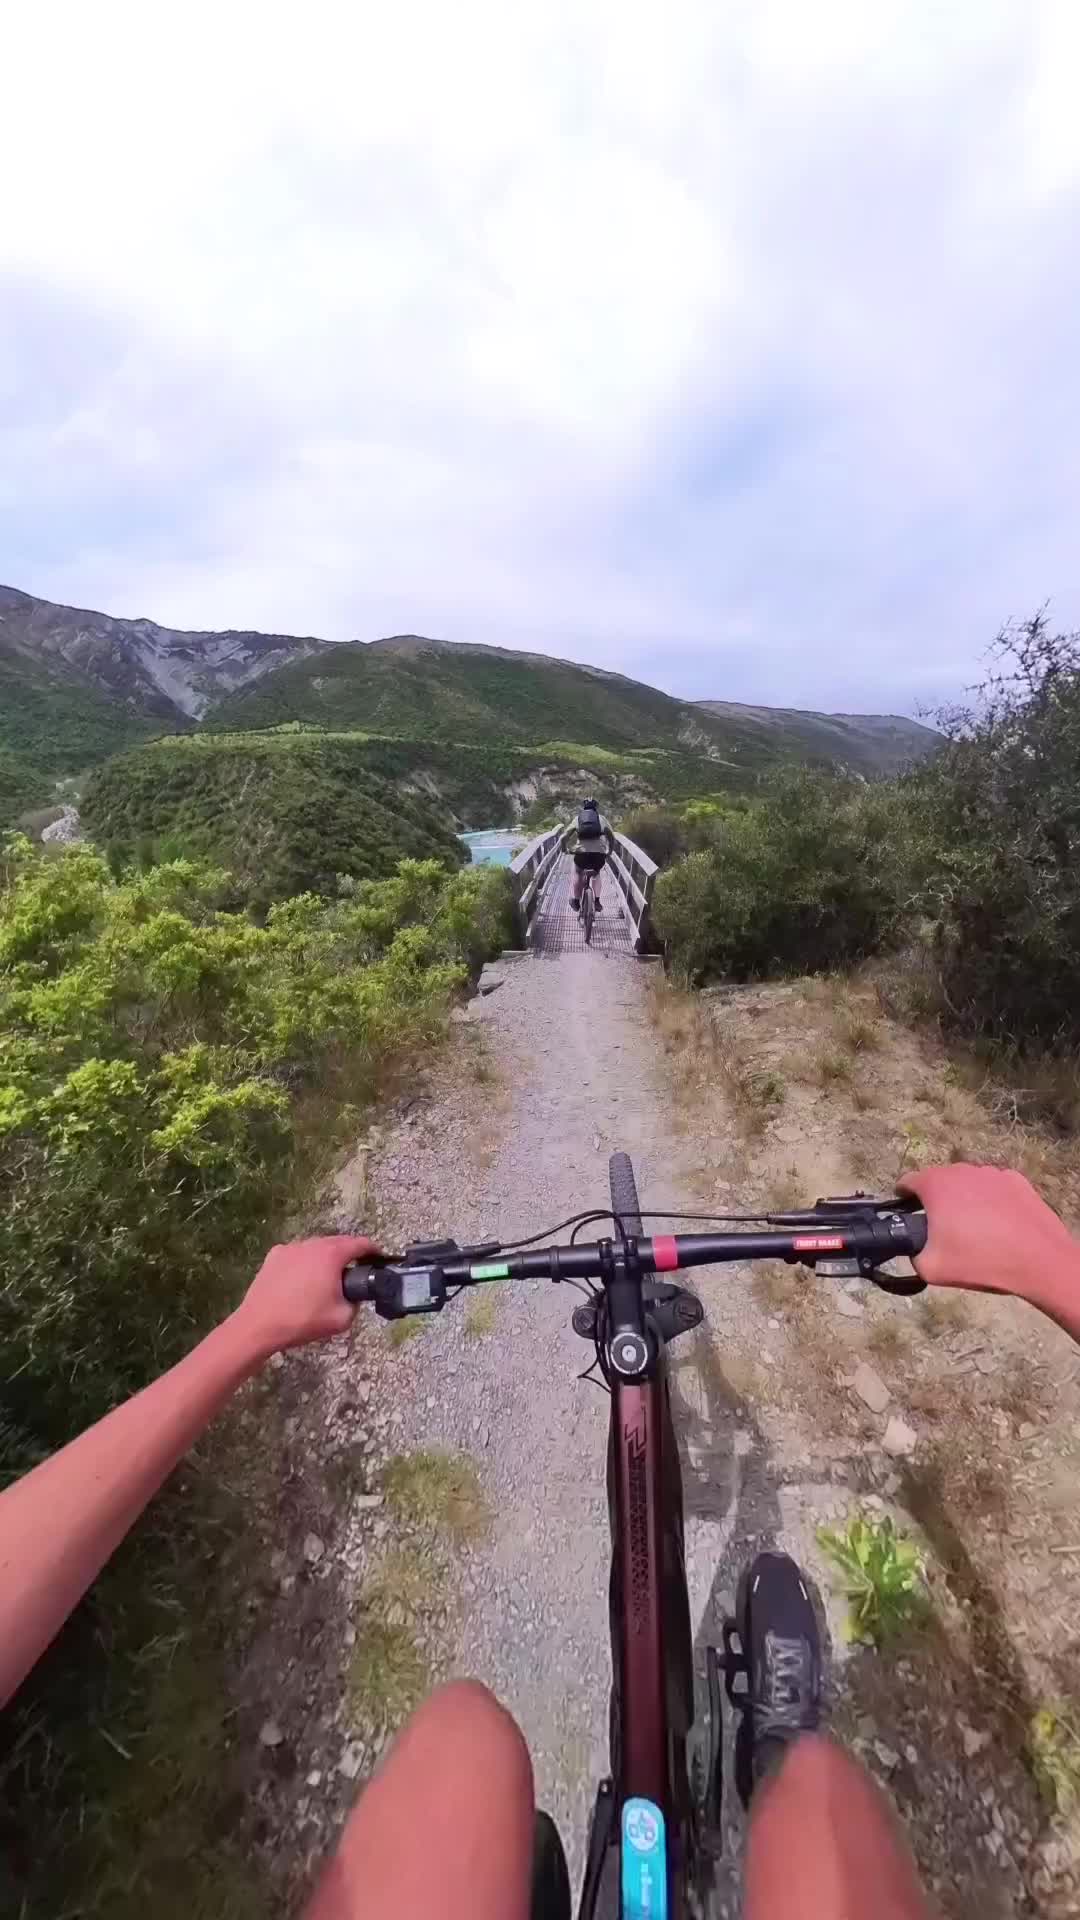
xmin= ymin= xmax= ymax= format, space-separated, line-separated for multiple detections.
xmin=304 ymin=1681 xmax=534 ymax=1920
xmin=745 ymin=1734 xmax=936 ymax=1920
xmin=570 ymin=865 xmax=583 ymax=903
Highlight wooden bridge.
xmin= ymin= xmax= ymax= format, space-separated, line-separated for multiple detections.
xmin=508 ymin=823 xmax=658 ymax=956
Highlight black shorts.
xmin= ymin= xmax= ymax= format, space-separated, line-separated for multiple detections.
xmin=573 ymin=848 xmax=606 ymax=874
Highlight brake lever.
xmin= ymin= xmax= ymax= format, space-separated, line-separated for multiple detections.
xmin=792 ymin=1195 xmax=928 ymax=1296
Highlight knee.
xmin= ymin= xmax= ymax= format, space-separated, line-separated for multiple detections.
xmin=754 ymin=1732 xmax=884 ymax=1832
xmin=406 ymin=1680 xmax=533 ymax=1797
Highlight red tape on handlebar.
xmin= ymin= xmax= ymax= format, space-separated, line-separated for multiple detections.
xmin=653 ymin=1235 xmax=679 ymax=1272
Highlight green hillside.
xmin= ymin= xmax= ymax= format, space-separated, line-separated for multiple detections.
xmin=0 ymin=646 xmax=159 ymax=823
xmin=0 ymin=744 xmax=52 ymax=820
xmin=206 ymin=634 xmax=743 ymax=757
xmin=82 ymin=727 xmax=744 ymax=906
xmin=82 ymin=733 xmax=468 ymax=910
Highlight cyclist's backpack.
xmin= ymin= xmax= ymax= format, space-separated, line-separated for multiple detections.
xmin=577 ymin=805 xmax=603 ymax=841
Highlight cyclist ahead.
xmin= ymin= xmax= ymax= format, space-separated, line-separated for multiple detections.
xmin=568 ymin=795 xmax=613 ymax=915
xmin=4 ymin=1164 xmax=1080 ymax=1918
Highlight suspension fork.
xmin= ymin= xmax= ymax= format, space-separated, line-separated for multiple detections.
xmin=611 ymin=1377 xmax=668 ymax=1809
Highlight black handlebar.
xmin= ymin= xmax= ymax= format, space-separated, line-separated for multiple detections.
xmin=341 ymin=1199 xmax=928 ymax=1308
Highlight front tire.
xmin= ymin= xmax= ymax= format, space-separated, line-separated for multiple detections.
xmin=608 ymin=1151 xmax=643 ymax=1234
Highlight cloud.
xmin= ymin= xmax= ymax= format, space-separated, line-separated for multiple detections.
xmin=2 ymin=0 xmax=1080 ymax=712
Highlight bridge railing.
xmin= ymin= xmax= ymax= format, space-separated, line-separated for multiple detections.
xmin=510 ymin=820 xmax=659 ymax=953
xmin=509 ymin=823 xmax=571 ymax=940
xmin=606 ymin=830 xmax=658 ymax=954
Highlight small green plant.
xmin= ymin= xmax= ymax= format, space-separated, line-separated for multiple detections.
xmin=896 ymin=1120 xmax=929 ymax=1176
xmin=386 ymin=1317 xmax=427 ymax=1348
xmin=382 ymin=1449 xmax=490 ymax=1545
xmin=817 ymin=1511 xmax=928 ymax=1646
xmin=1030 ymin=1705 xmax=1080 ymax=1814
xmin=348 ymin=1617 xmax=430 ymax=1728
xmin=361 ymin=1545 xmax=434 ymax=1617
xmin=464 ymin=1293 xmax=498 ymax=1339
xmin=752 ymin=1069 xmax=786 ymax=1109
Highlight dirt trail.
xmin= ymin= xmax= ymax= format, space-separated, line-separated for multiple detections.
xmin=247 ymin=956 xmax=1080 ymax=1916
xmin=365 ymin=950 xmax=709 ymax=1871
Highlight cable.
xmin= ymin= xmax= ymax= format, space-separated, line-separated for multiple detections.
xmin=558 ymin=1276 xmax=598 ymax=1302
xmin=570 ymin=1210 xmax=628 ymax=1249
xmin=496 ymin=1207 xmax=621 ymax=1253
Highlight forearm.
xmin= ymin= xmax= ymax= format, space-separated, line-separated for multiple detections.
xmin=0 ymin=1311 xmax=263 ymax=1706
xmin=1019 ymin=1250 xmax=1080 ymax=1345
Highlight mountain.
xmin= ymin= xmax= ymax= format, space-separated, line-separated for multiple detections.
xmin=207 ymin=631 xmax=734 ymax=756
xmin=0 ymin=585 xmax=328 ymax=722
xmin=0 ymin=641 xmax=159 ymax=793
xmin=210 ymin=633 xmax=940 ymax=776
xmin=695 ymin=699 xmax=939 ymax=778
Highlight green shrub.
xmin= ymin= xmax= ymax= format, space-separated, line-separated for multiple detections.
xmin=0 ymin=840 xmax=506 ymax=1912
xmin=911 ymin=614 xmax=1080 ymax=1048
xmin=818 ymin=1511 xmax=928 ymax=1646
xmin=82 ymin=734 xmax=469 ymax=911
xmin=653 ymin=768 xmax=911 ymax=982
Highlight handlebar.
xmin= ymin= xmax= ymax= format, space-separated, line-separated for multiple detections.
xmin=342 ymin=1195 xmax=928 ymax=1313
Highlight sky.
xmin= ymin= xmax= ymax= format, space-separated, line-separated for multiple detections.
xmin=3 ymin=0 xmax=1080 ymax=716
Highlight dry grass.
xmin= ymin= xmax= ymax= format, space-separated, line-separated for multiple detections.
xmin=386 ymin=1317 xmax=427 ymax=1348
xmin=762 ymin=1163 xmax=803 ymax=1212
xmin=751 ymin=1263 xmax=800 ymax=1313
xmin=817 ymin=1048 xmax=852 ymax=1087
xmin=649 ymin=982 xmax=784 ymax=1140
xmin=864 ymin=1317 xmax=908 ymax=1365
xmin=833 ymin=1001 xmax=881 ymax=1056
xmin=851 ymin=1078 xmax=883 ymax=1113
xmin=999 ymin=1355 xmax=1043 ymax=1426
xmin=381 ymin=1449 xmax=491 ymax=1546
xmin=917 ymin=1291 xmax=970 ymax=1338
xmin=464 ymin=1293 xmax=499 ymax=1340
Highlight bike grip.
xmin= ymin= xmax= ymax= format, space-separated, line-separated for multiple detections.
xmin=901 ymin=1211 xmax=928 ymax=1257
xmin=342 ymin=1262 xmax=377 ymax=1304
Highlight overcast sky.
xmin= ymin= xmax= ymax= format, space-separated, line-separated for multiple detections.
xmin=3 ymin=2 xmax=1080 ymax=714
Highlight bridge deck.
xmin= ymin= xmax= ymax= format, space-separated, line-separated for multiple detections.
xmin=531 ymin=852 xmax=636 ymax=956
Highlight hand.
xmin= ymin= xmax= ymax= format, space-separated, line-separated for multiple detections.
xmin=897 ymin=1162 xmax=1080 ymax=1304
xmin=234 ymin=1235 xmax=381 ymax=1360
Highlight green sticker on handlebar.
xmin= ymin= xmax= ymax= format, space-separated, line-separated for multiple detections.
xmin=470 ymin=1262 xmax=510 ymax=1281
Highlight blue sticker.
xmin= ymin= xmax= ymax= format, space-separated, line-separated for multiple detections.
xmin=621 ymin=1797 xmax=668 ymax=1920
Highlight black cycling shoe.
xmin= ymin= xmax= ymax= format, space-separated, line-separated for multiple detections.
xmin=569 ymin=897 xmax=580 ymax=913
xmin=593 ymin=898 xmax=604 ymax=912
xmin=728 ymin=1550 xmax=822 ymax=1808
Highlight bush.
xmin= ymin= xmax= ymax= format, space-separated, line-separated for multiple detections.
xmin=912 ymin=614 xmax=1080 ymax=1048
xmin=0 ymin=841 xmax=509 ymax=1911
xmin=620 ymin=796 xmax=751 ymax=869
xmin=652 ymin=769 xmax=910 ymax=982
xmin=82 ymin=734 xmax=469 ymax=911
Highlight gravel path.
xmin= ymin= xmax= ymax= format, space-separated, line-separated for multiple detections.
xmin=366 ymin=951 xmax=715 ymax=1876
xmin=351 ymin=959 xmax=1080 ymax=1918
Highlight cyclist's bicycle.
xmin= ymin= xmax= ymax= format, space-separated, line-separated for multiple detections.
xmin=342 ymin=1154 xmax=927 ymax=1918
xmin=581 ymin=876 xmax=596 ymax=945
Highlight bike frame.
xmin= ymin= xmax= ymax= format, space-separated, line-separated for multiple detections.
xmin=611 ymin=1378 xmax=668 ymax=1806
xmin=341 ymin=1185 xmax=927 ymax=1918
